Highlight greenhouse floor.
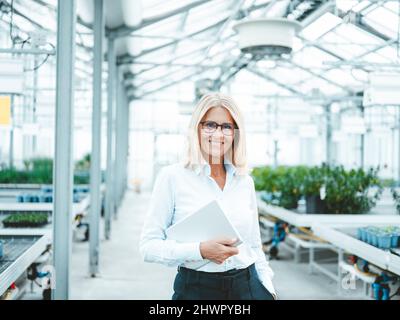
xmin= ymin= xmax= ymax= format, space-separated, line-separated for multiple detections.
xmin=23 ymin=190 xmax=371 ymax=300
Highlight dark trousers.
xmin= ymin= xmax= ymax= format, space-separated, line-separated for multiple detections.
xmin=172 ymin=263 xmax=274 ymax=300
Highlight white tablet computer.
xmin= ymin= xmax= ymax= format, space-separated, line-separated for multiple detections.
xmin=165 ymin=200 xmax=243 ymax=269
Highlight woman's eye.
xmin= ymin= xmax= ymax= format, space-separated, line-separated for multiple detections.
xmin=206 ymin=122 xmax=217 ymax=129
xmin=222 ymin=124 xmax=233 ymax=130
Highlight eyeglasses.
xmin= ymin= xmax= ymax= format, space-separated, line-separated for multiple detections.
xmin=200 ymin=121 xmax=238 ymax=136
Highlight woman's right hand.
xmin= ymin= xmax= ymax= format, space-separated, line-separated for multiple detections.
xmin=199 ymin=237 xmax=239 ymax=264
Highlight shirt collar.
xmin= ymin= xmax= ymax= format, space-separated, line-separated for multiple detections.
xmin=194 ymin=158 xmax=237 ymax=177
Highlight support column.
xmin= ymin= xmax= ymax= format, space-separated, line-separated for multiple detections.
xmin=360 ymin=105 xmax=365 ymax=169
xmin=9 ymin=95 xmax=14 ymax=168
xmin=113 ymin=70 xmax=123 ymax=218
xmin=325 ymin=104 xmax=332 ymax=165
xmin=89 ymin=0 xmax=104 ymax=277
xmin=122 ymin=92 xmax=130 ymax=199
xmin=52 ymin=0 xmax=76 ymax=300
xmin=105 ymin=37 xmax=116 ymax=239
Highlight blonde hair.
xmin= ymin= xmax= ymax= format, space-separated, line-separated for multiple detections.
xmin=183 ymin=92 xmax=248 ymax=175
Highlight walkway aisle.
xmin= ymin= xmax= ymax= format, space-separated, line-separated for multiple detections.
xmin=71 ymin=190 xmax=176 ymax=299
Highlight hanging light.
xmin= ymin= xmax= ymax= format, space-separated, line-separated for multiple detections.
xmin=233 ymin=18 xmax=302 ymax=57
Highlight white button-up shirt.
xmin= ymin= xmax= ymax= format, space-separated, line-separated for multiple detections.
xmin=139 ymin=161 xmax=276 ymax=297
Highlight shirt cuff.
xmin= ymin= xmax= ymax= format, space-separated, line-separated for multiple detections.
xmin=174 ymin=242 xmax=203 ymax=261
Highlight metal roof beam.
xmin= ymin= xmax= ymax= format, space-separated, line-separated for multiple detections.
xmin=116 ymin=17 xmax=228 ymax=64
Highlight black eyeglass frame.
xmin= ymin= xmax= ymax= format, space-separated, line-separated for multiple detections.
xmin=199 ymin=121 xmax=239 ymax=136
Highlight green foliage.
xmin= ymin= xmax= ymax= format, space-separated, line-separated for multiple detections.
xmin=3 ymin=212 xmax=48 ymax=227
xmin=75 ymin=153 xmax=91 ymax=171
xmin=302 ymin=164 xmax=327 ymax=196
xmin=251 ymin=164 xmax=383 ymax=214
xmin=391 ymin=188 xmax=400 ymax=215
xmin=324 ymin=166 xmax=382 ymax=214
xmin=0 ymin=155 xmax=90 ymax=184
xmin=251 ymin=165 xmax=305 ymax=209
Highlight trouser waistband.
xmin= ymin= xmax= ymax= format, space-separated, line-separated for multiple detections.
xmin=177 ymin=263 xmax=256 ymax=290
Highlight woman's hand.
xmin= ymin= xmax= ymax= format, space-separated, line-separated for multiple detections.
xmin=199 ymin=237 xmax=239 ymax=264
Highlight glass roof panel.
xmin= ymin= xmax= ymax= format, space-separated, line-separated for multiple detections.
xmin=234 ymin=69 xmax=295 ymax=96
xmin=266 ymin=65 xmax=312 ymax=85
xmin=135 ymin=45 xmax=175 ymax=63
xmin=134 ymin=12 xmax=185 ymax=37
xmin=334 ymin=23 xmax=382 ymax=46
xmin=174 ymin=39 xmax=209 ymax=57
xmin=352 ymin=1 xmax=374 ymax=13
xmin=135 ymin=65 xmax=176 ymax=80
xmin=363 ymin=6 xmax=399 ymax=39
xmin=335 ymin=0 xmax=362 ymax=12
xmin=129 ymin=36 xmax=172 ymax=56
xmin=300 ymin=12 xmax=342 ymax=41
xmin=363 ymin=51 xmax=394 ymax=64
xmin=319 ymin=25 xmax=381 ymax=60
xmin=384 ymin=1 xmax=399 ymax=15
xmin=141 ymin=0 xmax=194 ymax=20
xmin=323 ymin=69 xmax=364 ymax=87
xmin=299 ymin=78 xmax=343 ymax=96
xmin=292 ymin=46 xmax=339 ymax=69
xmin=173 ymin=51 xmax=207 ymax=66
xmin=129 ymin=63 xmax=157 ymax=74
xmin=374 ymin=46 xmax=400 ymax=63
xmin=184 ymin=0 xmax=233 ymax=34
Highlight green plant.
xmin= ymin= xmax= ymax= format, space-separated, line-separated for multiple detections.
xmin=75 ymin=153 xmax=91 ymax=171
xmin=3 ymin=212 xmax=48 ymax=228
xmin=251 ymin=164 xmax=383 ymax=214
xmin=324 ymin=166 xmax=383 ymax=214
xmin=391 ymin=188 xmax=400 ymax=215
xmin=274 ymin=166 xmax=304 ymax=209
xmin=0 ymin=156 xmax=90 ymax=184
xmin=251 ymin=165 xmax=304 ymax=209
xmin=302 ymin=165 xmax=326 ymax=197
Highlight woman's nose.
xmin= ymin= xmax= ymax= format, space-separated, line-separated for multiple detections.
xmin=212 ymin=128 xmax=224 ymax=139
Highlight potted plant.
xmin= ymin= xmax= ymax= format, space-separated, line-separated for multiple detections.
xmin=302 ymin=165 xmax=327 ymax=214
xmin=324 ymin=166 xmax=383 ymax=214
xmin=274 ymin=166 xmax=304 ymax=210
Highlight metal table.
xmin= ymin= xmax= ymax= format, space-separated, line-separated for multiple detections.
xmin=0 ymin=229 xmax=51 ymax=297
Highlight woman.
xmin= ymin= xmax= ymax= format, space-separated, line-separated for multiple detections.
xmin=139 ymin=92 xmax=276 ymax=300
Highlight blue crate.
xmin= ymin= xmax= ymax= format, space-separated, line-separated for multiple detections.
xmin=390 ymin=234 xmax=399 ymax=248
xmin=377 ymin=233 xmax=392 ymax=249
xmin=360 ymin=228 xmax=368 ymax=242
xmin=23 ymin=194 xmax=33 ymax=202
xmin=365 ymin=229 xmax=373 ymax=244
xmin=370 ymin=232 xmax=379 ymax=247
xmin=41 ymin=186 xmax=53 ymax=193
xmin=357 ymin=228 xmax=363 ymax=240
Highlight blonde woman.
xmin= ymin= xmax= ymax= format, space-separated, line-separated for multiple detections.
xmin=139 ymin=92 xmax=276 ymax=300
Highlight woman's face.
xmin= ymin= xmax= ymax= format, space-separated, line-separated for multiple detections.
xmin=198 ymin=107 xmax=236 ymax=163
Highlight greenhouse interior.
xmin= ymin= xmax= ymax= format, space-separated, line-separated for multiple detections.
xmin=0 ymin=0 xmax=400 ymax=301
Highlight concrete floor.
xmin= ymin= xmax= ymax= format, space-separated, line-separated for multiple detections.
xmin=64 ymin=190 xmax=372 ymax=300
xmin=70 ymin=191 xmax=176 ymax=300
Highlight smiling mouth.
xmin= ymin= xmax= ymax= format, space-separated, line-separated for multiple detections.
xmin=208 ymin=139 xmax=224 ymax=145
